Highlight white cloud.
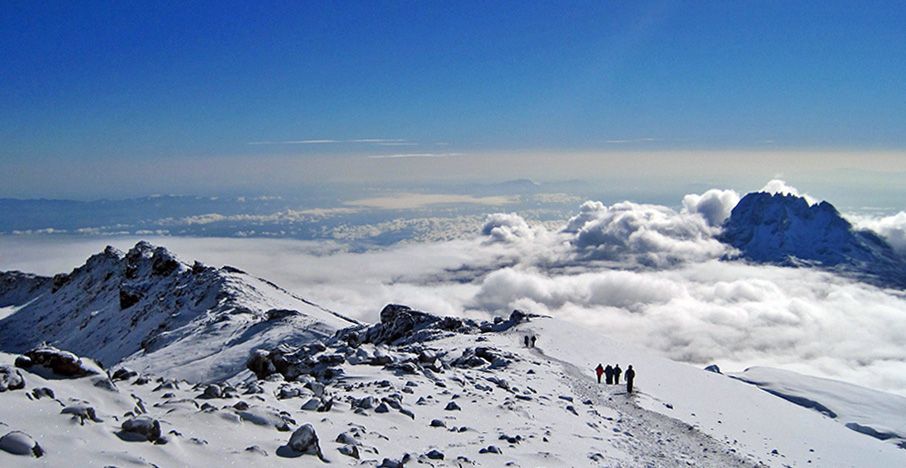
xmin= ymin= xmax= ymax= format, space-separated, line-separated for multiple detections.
xmin=848 ymin=211 xmax=906 ymax=256
xmin=681 ymin=188 xmax=740 ymax=227
xmin=481 ymin=213 xmax=536 ymax=244
xmin=563 ymin=201 xmax=726 ymax=266
xmin=759 ymin=179 xmax=819 ymax=205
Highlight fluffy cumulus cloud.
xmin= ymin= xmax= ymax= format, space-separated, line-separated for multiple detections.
xmin=563 ymin=201 xmax=726 ymax=266
xmin=681 ymin=188 xmax=741 ymax=227
xmin=848 ymin=211 xmax=906 ymax=256
xmin=481 ymin=213 xmax=536 ymax=244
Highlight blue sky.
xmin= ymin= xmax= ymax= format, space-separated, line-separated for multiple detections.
xmin=1 ymin=1 xmax=905 ymax=197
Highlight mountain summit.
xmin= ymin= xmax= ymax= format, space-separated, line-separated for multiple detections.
xmin=0 ymin=241 xmax=357 ymax=381
xmin=720 ymin=192 xmax=905 ymax=287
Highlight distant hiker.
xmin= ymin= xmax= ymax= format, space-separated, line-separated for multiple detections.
xmin=625 ymin=365 xmax=636 ymax=394
xmin=531 ymin=335 xmax=537 ymax=348
xmin=613 ymin=364 xmax=622 ymax=385
xmin=524 ymin=335 xmax=530 ymax=348
xmin=595 ymin=363 xmax=605 ymax=384
xmin=604 ymin=364 xmax=614 ymax=385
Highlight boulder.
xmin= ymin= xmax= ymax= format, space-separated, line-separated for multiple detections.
xmin=0 ymin=365 xmax=25 ymax=392
xmin=120 ymin=416 xmax=162 ymax=442
xmin=17 ymin=346 xmax=99 ymax=378
xmin=287 ymin=424 xmax=322 ymax=457
xmin=0 ymin=431 xmax=43 ymax=457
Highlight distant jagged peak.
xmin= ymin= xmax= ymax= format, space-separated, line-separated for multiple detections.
xmin=720 ymin=190 xmax=905 ymax=288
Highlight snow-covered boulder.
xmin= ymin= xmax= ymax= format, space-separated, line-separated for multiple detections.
xmin=16 ymin=346 xmax=100 ymax=378
xmin=120 ymin=416 xmax=162 ymax=442
xmin=0 ymin=431 xmax=44 ymax=457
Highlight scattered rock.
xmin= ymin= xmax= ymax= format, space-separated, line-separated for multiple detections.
xmin=120 ymin=416 xmax=162 ymax=442
xmin=245 ymin=445 xmax=268 ymax=456
xmin=0 ymin=365 xmax=25 ymax=392
xmin=338 ymin=444 xmax=360 ymax=459
xmin=17 ymin=346 xmax=99 ymax=377
xmin=201 ymin=384 xmax=222 ymax=399
xmin=0 ymin=431 xmax=43 ymax=457
xmin=31 ymin=387 xmax=54 ymax=399
xmin=704 ymin=364 xmax=722 ymax=374
xmin=287 ymin=424 xmax=323 ymax=458
xmin=479 ymin=445 xmax=502 ymax=454
xmin=425 ymin=449 xmax=445 ymax=460
xmin=430 ymin=419 xmax=446 ymax=428
xmin=111 ymin=367 xmax=138 ymax=381
xmin=62 ymin=404 xmax=103 ymax=424
xmin=445 ymin=401 xmax=461 ymax=411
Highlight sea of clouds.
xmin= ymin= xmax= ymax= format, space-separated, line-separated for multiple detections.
xmin=3 ymin=180 xmax=906 ymax=394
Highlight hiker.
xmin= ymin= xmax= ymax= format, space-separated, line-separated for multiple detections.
xmin=613 ymin=364 xmax=622 ymax=385
xmin=530 ymin=335 xmax=537 ymax=348
xmin=625 ymin=365 xmax=636 ymax=394
xmin=595 ymin=363 xmax=604 ymax=384
xmin=524 ymin=335 xmax=530 ymax=348
xmin=604 ymin=364 xmax=614 ymax=385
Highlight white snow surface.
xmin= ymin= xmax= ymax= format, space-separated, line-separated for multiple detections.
xmin=1 ymin=315 xmax=905 ymax=467
xmin=730 ymin=366 xmax=906 ymax=448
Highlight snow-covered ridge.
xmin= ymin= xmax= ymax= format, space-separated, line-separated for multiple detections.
xmin=720 ymin=192 xmax=906 ymax=287
xmin=730 ymin=367 xmax=906 ymax=448
xmin=0 ymin=241 xmax=356 ymax=382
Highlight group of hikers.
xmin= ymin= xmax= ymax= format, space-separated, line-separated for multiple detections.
xmin=595 ymin=363 xmax=636 ymax=394
xmin=523 ymin=335 xmax=537 ymax=348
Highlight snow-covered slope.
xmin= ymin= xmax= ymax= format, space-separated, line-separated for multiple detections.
xmin=0 ymin=241 xmax=356 ymax=382
xmin=730 ymin=366 xmax=906 ymax=448
xmin=2 ymin=307 xmax=904 ymax=467
xmin=720 ymin=192 xmax=906 ymax=287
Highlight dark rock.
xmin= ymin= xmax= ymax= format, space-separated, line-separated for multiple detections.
xmin=0 ymin=431 xmax=44 ymax=457
xmin=62 ymin=404 xmax=103 ymax=424
xmin=338 ymin=444 xmax=360 ymax=459
xmin=31 ymin=387 xmax=54 ymax=399
xmin=111 ymin=367 xmax=139 ymax=381
xmin=120 ymin=416 xmax=162 ymax=442
xmin=18 ymin=346 xmax=99 ymax=377
xmin=287 ymin=424 xmax=322 ymax=457
xmin=0 ymin=365 xmax=25 ymax=392
xmin=425 ymin=449 xmax=444 ymax=460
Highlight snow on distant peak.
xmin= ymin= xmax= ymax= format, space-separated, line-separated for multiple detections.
xmin=0 ymin=241 xmax=356 ymax=382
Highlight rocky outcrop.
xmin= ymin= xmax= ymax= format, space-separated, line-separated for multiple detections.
xmin=15 ymin=346 xmax=100 ymax=378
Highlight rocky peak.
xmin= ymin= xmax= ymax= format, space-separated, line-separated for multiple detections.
xmin=720 ymin=192 xmax=905 ymax=287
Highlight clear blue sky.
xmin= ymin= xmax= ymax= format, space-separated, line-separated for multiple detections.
xmin=1 ymin=1 xmax=905 ymax=197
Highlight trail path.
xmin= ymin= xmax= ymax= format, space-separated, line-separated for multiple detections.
xmin=534 ymin=346 xmax=766 ymax=467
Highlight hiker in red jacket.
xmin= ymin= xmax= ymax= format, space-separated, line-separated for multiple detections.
xmin=595 ymin=363 xmax=605 ymax=384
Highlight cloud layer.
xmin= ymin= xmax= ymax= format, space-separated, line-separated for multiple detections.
xmin=4 ymin=180 xmax=906 ymax=395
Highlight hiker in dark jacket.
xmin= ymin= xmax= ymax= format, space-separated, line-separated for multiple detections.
xmin=595 ymin=363 xmax=604 ymax=384
xmin=625 ymin=365 xmax=636 ymax=394
xmin=613 ymin=364 xmax=622 ymax=385
xmin=530 ymin=335 xmax=537 ymax=348
xmin=604 ymin=364 xmax=614 ymax=385
xmin=524 ymin=335 xmax=530 ymax=348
